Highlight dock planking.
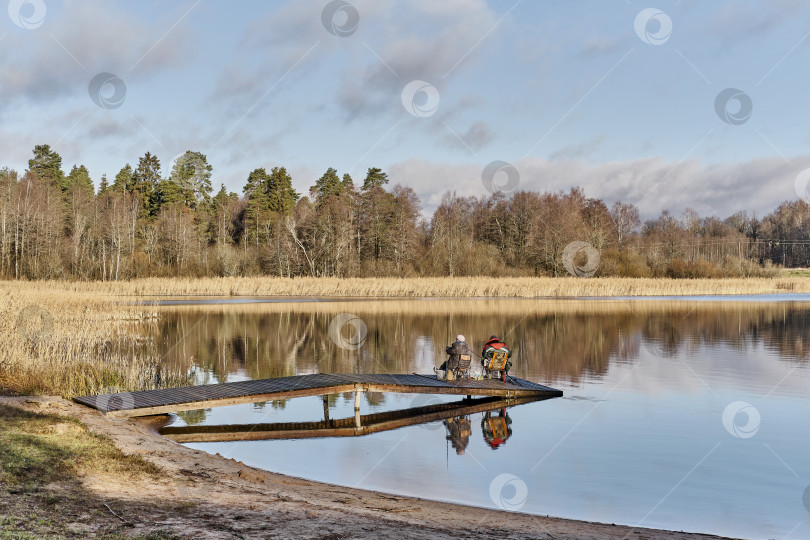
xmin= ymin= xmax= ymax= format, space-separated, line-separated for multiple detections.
xmin=73 ymin=373 xmax=563 ymax=418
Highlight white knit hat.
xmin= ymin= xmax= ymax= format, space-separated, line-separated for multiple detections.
xmin=456 ymin=334 xmax=465 ymax=342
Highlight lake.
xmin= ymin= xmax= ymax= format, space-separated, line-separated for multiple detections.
xmin=150 ymin=297 xmax=810 ymax=540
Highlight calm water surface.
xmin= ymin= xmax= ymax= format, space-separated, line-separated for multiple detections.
xmin=152 ymin=298 xmax=810 ymax=540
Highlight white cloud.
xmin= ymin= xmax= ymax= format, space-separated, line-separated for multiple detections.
xmin=213 ymin=0 xmax=502 ymax=121
xmin=388 ymin=155 xmax=810 ymax=219
xmin=337 ymin=0 xmax=499 ymax=119
xmin=0 ymin=1 xmax=192 ymax=107
xmin=441 ymin=121 xmax=493 ymax=152
xmin=706 ymin=0 xmax=802 ymax=40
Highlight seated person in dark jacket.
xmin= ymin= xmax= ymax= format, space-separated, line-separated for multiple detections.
xmin=481 ymin=335 xmax=512 ymax=374
xmin=444 ymin=416 xmax=472 ymax=455
xmin=439 ymin=335 xmax=472 ymax=372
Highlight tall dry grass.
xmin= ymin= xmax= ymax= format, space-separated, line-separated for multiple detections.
xmin=148 ymin=296 xmax=803 ymax=318
xmin=31 ymin=275 xmax=810 ymax=298
xmin=0 ymin=283 xmax=191 ymax=398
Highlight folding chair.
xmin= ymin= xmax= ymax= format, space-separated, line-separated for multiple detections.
xmin=484 ymin=350 xmax=509 ymax=381
xmin=448 ymin=353 xmax=472 ymax=380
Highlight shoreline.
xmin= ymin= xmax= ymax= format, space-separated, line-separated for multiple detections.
xmin=1 ymin=396 xmax=738 ymax=539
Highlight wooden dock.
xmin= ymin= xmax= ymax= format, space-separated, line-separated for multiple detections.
xmin=73 ymin=373 xmax=562 ymax=418
xmin=159 ymin=395 xmax=544 ymax=443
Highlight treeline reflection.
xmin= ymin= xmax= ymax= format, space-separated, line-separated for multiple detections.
xmin=153 ymin=301 xmax=810 ymax=386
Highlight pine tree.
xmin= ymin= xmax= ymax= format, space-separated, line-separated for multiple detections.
xmin=243 ymin=168 xmax=271 ymax=246
xmin=98 ymin=174 xmax=109 ymax=194
xmin=313 ymin=167 xmax=344 ymax=202
xmin=113 ymin=164 xmax=134 ymax=192
xmin=267 ymin=167 xmax=298 ymax=214
xmin=362 ymin=167 xmax=389 ymax=190
xmin=28 ymin=144 xmax=65 ymax=189
xmin=155 ymin=179 xmax=184 ymax=209
xmin=243 ymin=168 xmax=268 ymax=198
xmin=169 ymin=150 xmax=213 ymax=208
xmin=65 ymin=165 xmax=94 ymax=194
xmin=132 ymin=152 xmax=161 ymax=216
xmin=360 ymin=184 xmax=396 ymax=264
xmin=213 ymin=184 xmax=229 ymax=207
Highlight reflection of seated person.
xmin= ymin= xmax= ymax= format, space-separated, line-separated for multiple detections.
xmin=481 ymin=408 xmax=512 ymax=450
xmin=444 ymin=416 xmax=472 ymax=455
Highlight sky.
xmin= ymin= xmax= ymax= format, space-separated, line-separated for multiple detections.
xmin=2 ymin=0 xmax=810 ymax=218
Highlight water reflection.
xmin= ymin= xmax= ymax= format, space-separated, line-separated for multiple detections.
xmin=481 ymin=408 xmax=512 ymax=450
xmin=152 ymin=299 xmax=810 ymax=388
xmin=444 ymin=416 xmax=472 ymax=454
xmin=159 ymin=396 xmax=542 ymax=444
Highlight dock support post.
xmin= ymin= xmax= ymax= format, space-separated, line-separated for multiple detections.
xmin=354 ymin=385 xmax=363 ymax=411
xmin=322 ymin=395 xmax=330 ymax=423
xmin=354 ymin=384 xmax=365 ymax=428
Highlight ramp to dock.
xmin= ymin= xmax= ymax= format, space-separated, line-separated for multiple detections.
xmin=74 ymin=373 xmax=562 ymax=418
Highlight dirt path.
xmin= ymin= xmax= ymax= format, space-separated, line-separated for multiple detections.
xmin=1 ymin=396 xmax=737 ymax=540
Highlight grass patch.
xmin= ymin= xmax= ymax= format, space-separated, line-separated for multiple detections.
xmin=0 ymin=404 xmax=180 ymax=539
xmin=0 ymin=404 xmax=160 ymax=490
xmin=131 ymin=532 xmax=184 ymax=540
xmin=782 ymin=268 xmax=810 ymax=277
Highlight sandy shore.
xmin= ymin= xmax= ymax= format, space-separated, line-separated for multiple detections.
xmin=0 ymin=396 xmax=739 ymax=540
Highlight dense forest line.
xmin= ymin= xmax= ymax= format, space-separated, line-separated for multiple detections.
xmin=1 ymin=144 xmax=807 ymax=280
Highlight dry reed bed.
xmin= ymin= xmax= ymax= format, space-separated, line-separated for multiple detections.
xmin=21 ymin=276 xmax=810 ymax=298
xmin=147 ymin=297 xmax=808 ymax=318
xmin=0 ymin=283 xmax=190 ymax=398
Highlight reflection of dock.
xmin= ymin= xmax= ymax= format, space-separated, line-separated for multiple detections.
xmin=73 ymin=373 xmax=562 ymax=418
xmin=158 ymin=396 xmax=544 ymax=443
